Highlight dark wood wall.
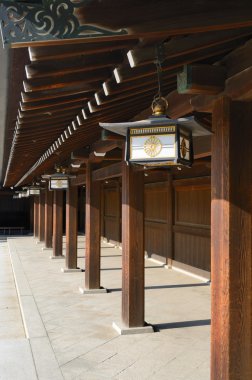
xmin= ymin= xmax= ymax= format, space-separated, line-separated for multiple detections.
xmin=0 ymin=191 xmax=31 ymax=231
xmin=102 ymin=181 xmax=121 ymax=244
xmin=144 ymin=181 xmax=170 ymax=263
xmin=102 ymin=175 xmax=211 ymax=274
xmin=173 ymin=178 xmax=211 ymax=273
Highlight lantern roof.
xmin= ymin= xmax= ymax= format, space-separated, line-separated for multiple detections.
xmin=100 ymin=116 xmax=212 ymax=138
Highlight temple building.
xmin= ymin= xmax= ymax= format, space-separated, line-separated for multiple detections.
xmin=0 ymin=1 xmax=251 ymax=379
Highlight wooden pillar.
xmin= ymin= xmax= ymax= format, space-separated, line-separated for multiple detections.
xmin=122 ymin=162 xmax=144 ymax=328
xmin=52 ymin=190 xmax=63 ymax=257
xmin=167 ymin=174 xmax=174 ymax=267
xmin=115 ymin=180 xmax=121 ymax=244
xmin=65 ymin=186 xmax=78 ymax=269
xmin=85 ymin=163 xmax=101 ymax=290
xmin=211 ymin=97 xmax=252 ymax=380
xmin=33 ymin=196 xmax=39 ymax=238
xmin=38 ymin=191 xmax=45 ymax=242
xmin=100 ymin=183 xmax=105 ymax=238
xmin=44 ymin=188 xmax=53 ymax=248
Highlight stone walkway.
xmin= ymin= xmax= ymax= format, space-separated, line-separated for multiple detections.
xmin=0 ymin=238 xmax=37 ymax=379
xmin=1 ymin=236 xmax=210 ymax=380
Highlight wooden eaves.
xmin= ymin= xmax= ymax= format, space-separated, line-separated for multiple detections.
xmin=1 ymin=1 xmax=252 ymax=187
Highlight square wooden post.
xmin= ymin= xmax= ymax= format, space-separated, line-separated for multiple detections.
xmin=211 ymin=97 xmax=252 ymax=380
xmin=63 ymin=186 xmax=81 ymax=272
xmin=44 ymin=188 xmax=53 ymax=248
xmin=113 ymin=163 xmax=153 ymax=334
xmin=80 ymin=163 xmax=106 ymax=293
xmin=38 ymin=191 xmax=45 ymax=242
xmin=52 ymin=190 xmax=63 ymax=258
xmin=33 ymin=196 xmax=39 ymax=238
xmin=115 ymin=180 xmax=121 ymax=244
xmin=166 ymin=173 xmax=174 ymax=267
xmin=122 ymin=163 xmax=144 ymax=327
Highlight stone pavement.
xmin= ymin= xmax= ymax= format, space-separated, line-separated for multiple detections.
xmin=0 ymin=238 xmax=37 ymax=379
xmin=1 ymin=236 xmax=210 ymax=380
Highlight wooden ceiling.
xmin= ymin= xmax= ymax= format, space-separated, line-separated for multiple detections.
xmin=1 ymin=0 xmax=252 ymax=187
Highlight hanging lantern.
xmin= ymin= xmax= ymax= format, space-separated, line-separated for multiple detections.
xmin=27 ymin=183 xmax=41 ymax=196
xmin=28 ymin=187 xmax=40 ymax=196
xmin=100 ymin=48 xmax=211 ymax=168
xmin=17 ymin=190 xmax=29 ymax=198
xmin=42 ymin=167 xmax=75 ymax=191
xmin=100 ymin=97 xmax=210 ymax=168
xmin=127 ymin=97 xmax=193 ymax=166
xmin=49 ymin=167 xmax=69 ymax=190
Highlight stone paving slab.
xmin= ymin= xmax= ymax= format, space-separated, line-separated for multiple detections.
xmin=5 ymin=237 xmax=210 ymax=380
xmin=0 ymin=241 xmax=37 ymax=380
xmin=0 ymin=339 xmax=37 ymax=380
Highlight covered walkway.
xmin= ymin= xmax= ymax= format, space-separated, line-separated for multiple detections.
xmin=1 ymin=236 xmax=210 ymax=380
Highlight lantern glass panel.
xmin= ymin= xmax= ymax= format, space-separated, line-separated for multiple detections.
xmin=130 ymin=134 xmax=176 ymax=161
xmin=29 ymin=189 xmax=40 ymax=196
xmin=49 ymin=177 xmax=69 ymax=190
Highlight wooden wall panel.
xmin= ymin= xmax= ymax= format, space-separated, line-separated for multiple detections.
xmin=174 ymin=232 xmax=210 ymax=271
xmin=173 ymin=180 xmax=211 ymax=272
xmin=101 ymin=175 xmax=211 ymax=273
xmin=104 ymin=188 xmax=118 ymax=217
xmin=145 ymin=222 xmax=168 ymax=262
xmin=145 ymin=183 xmax=168 ymax=222
xmin=144 ymin=182 xmax=170 ymax=261
xmin=103 ymin=182 xmax=121 ymax=243
xmin=175 ymin=187 xmax=211 ymax=226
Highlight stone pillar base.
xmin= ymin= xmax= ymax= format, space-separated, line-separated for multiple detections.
xmin=112 ymin=321 xmax=154 ymax=335
xmin=49 ymin=255 xmax=65 ymax=260
xmin=79 ymin=287 xmax=107 ymax=294
xmin=61 ymin=268 xmax=82 ymax=273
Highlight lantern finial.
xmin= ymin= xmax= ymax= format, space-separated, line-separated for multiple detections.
xmin=151 ymin=96 xmax=168 ymax=116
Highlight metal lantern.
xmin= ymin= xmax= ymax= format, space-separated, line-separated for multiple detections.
xmin=42 ymin=167 xmax=75 ymax=191
xmin=18 ymin=190 xmax=29 ymax=198
xmin=49 ymin=174 xmax=69 ymax=190
xmin=100 ymin=98 xmax=210 ymax=168
xmin=28 ymin=186 xmax=40 ymax=196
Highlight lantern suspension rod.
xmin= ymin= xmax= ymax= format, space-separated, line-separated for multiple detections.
xmin=154 ymin=43 xmax=165 ymax=100
xmin=152 ymin=43 xmax=168 ymax=116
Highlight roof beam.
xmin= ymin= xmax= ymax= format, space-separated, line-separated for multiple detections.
xmin=177 ymin=64 xmax=226 ymax=95
xmin=28 ymin=40 xmax=138 ymax=62
xmin=127 ymin=28 xmax=252 ymax=67
xmin=23 ymin=69 xmax=109 ymax=92
xmin=128 ymin=9 xmax=252 ymax=37
xmin=92 ymin=140 xmax=124 ymax=155
xmin=25 ymin=52 xmax=122 ymax=79
xmin=92 ymin=162 xmax=123 ymax=182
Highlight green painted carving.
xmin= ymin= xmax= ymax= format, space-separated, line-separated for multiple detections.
xmin=0 ymin=1 xmax=127 ymax=46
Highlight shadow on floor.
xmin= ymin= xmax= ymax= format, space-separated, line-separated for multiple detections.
xmin=99 ymin=265 xmax=165 ymax=272
xmin=153 ymin=319 xmax=211 ymax=331
xmin=108 ymin=282 xmax=210 ymax=292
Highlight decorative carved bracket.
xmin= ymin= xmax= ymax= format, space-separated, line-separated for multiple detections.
xmin=0 ymin=0 xmax=127 ymax=47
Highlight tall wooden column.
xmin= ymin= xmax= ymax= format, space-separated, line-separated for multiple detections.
xmin=33 ymin=196 xmax=39 ymax=238
xmin=44 ymin=188 xmax=53 ymax=248
xmin=65 ymin=186 xmax=78 ymax=269
xmin=84 ymin=163 xmax=102 ymax=290
xmin=166 ymin=174 xmax=174 ymax=267
xmin=121 ymin=163 xmax=145 ymax=328
xmin=211 ymin=97 xmax=252 ymax=380
xmin=38 ymin=191 xmax=45 ymax=242
xmin=52 ymin=190 xmax=63 ymax=257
